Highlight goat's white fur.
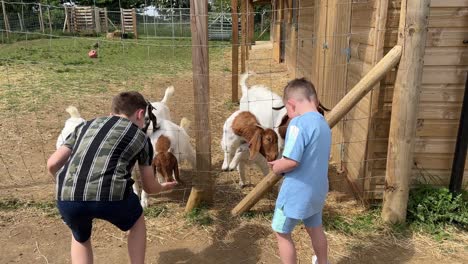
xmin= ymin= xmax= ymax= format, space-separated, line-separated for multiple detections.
xmin=230 ymin=143 xmax=270 ymax=187
xmin=239 ymin=72 xmax=288 ymax=152
xmin=56 ymin=106 xmax=85 ymax=149
xmin=148 ymin=85 xmax=174 ymax=122
xmin=221 ymin=110 xmax=271 ymax=187
xmin=139 ymin=117 xmax=195 ymax=208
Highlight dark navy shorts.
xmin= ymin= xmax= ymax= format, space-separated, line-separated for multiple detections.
xmin=57 ymin=192 xmax=143 ymax=243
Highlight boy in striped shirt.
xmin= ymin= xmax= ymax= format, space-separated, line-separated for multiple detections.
xmin=47 ymin=91 xmax=176 ymax=264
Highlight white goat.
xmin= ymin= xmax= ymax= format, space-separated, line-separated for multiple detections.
xmin=239 ymin=72 xmax=287 ymax=129
xmin=221 ymin=110 xmax=278 ymax=187
xmin=56 ymin=106 xmax=85 ymax=149
xmin=239 ymin=72 xmax=288 ymax=150
xmin=138 ymin=117 xmax=196 ymax=208
xmin=149 ymin=85 xmax=174 ymax=121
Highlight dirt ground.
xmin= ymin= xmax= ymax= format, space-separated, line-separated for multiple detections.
xmin=0 ymin=41 xmax=467 ymax=264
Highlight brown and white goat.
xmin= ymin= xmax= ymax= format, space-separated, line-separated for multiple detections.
xmin=221 ymin=110 xmax=279 ymax=174
xmin=152 ymin=135 xmax=183 ymax=184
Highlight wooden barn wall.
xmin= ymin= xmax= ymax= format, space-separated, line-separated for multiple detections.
xmin=367 ymin=0 xmax=468 ymax=198
xmin=342 ymin=0 xmax=383 ymax=196
xmin=294 ymin=0 xmax=318 ymax=83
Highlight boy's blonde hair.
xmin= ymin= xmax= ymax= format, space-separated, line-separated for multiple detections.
xmin=283 ymin=78 xmax=329 ymax=115
xmin=111 ymin=91 xmax=147 ymax=116
xmin=283 ymin=78 xmax=318 ymax=103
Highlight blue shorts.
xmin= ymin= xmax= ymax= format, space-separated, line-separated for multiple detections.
xmin=271 ymin=207 xmax=323 ymax=234
xmin=57 ymin=192 xmax=143 ymax=243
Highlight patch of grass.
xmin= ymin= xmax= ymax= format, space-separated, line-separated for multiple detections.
xmin=407 ymin=185 xmax=467 ymax=240
xmin=145 ymin=205 xmax=168 ymax=218
xmin=241 ymin=210 xmax=274 ymax=220
xmin=0 ymin=37 xmax=226 ymax=111
xmin=324 ymin=209 xmax=380 ymax=235
xmin=224 ymin=99 xmax=239 ymax=111
xmin=186 ymin=205 xmax=213 ymax=226
xmin=0 ymin=198 xmax=58 ymax=217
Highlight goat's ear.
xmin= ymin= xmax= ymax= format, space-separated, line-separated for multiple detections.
xmin=248 ymin=129 xmax=262 ymax=160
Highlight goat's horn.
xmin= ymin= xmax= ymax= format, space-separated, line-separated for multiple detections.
xmin=272 ymin=105 xmax=285 ymax=111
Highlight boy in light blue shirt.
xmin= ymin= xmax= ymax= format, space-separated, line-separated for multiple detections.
xmin=269 ymin=78 xmax=331 ymax=264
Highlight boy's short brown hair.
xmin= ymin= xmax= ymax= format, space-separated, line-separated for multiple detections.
xmin=283 ymin=78 xmax=318 ymax=102
xmin=111 ymin=91 xmax=147 ymax=116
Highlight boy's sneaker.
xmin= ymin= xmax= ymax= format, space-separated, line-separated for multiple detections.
xmin=312 ymin=255 xmax=330 ymax=264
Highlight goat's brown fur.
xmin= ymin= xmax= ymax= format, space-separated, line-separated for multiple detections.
xmin=152 ymin=135 xmax=182 ymax=184
xmin=232 ymin=111 xmax=279 ymax=162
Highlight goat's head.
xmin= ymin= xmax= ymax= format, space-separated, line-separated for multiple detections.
xmin=249 ymin=127 xmax=278 ymax=162
xmin=143 ymin=101 xmax=158 ymax=133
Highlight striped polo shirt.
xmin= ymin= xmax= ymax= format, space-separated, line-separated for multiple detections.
xmin=56 ymin=116 xmax=153 ymax=201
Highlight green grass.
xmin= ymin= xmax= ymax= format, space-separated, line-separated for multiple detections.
xmin=186 ymin=205 xmax=213 ymax=226
xmin=145 ymin=205 xmax=168 ymax=218
xmin=0 ymin=36 xmax=227 ymax=111
xmin=0 ymin=198 xmax=59 ymax=217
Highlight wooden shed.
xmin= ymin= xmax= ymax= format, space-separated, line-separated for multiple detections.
xmin=268 ymin=0 xmax=468 ymax=199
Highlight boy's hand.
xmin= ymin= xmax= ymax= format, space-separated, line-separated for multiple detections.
xmin=161 ymin=181 xmax=177 ymax=192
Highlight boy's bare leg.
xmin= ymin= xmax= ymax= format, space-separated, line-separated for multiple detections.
xmin=275 ymin=232 xmax=297 ymax=264
xmin=127 ymin=214 xmax=146 ymax=264
xmin=71 ymin=236 xmax=93 ymax=264
xmin=305 ymin=225 xmax=328 ymax=264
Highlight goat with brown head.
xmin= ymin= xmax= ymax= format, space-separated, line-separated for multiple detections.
xmin=231 ymin=111 xmax=279 ymax=162
xmin=152 ymin=135 xmax=183 ymax=184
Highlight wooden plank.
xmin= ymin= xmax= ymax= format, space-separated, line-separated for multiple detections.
xmin=350 ymin=42 xmax=375 ymax=64
xmin=376 ymin=102 xmax=462 ymax=120
xmin=423 ymin=47 xmax=468 ymax=66
xmin=374 ymin=138 xmax=459 ymax=154
xmin=351 ymin=7 xmax=376 ymax=28
xmin=375 ymin=118 xmax=460 ymax=138
xmin=351 ymin=27 xmax=375 ymax=46
xmin=422 ymin=66 xmax=468 ymax=84
xmin=385 ymin=28 xmax=468 ymax=47
xmin=382 ymin=84 xmax=466 ymax=102
xmin=387 ymin=8 xmax=468 ymax=28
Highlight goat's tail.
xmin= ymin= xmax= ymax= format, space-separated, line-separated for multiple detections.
xmin=180 ymin=117 xmax=191 ymax=132
xmin=240 ymin=72 xmax=250 ymax=96
xmin=161 ymin=85 xmax=175 ymax=104
xmin=66 ymin=106 xmax=81 ymax=118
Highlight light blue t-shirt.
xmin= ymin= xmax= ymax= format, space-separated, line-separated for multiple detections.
xmin=276 ymin=111 xmax=331 ymax=219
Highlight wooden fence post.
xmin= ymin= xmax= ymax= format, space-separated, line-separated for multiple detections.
xmin=185 ymin=0 xmax=212 ymax=212
xmin=231 ymin=0 xmax=239 ymax=103
xmin=240 ymin=0 xmax=246 ymax=72
xmin=47 ymin=6 xmax=52 ymax=34
xmin=382 ymin=0 xmax=430 ymax=224
xmin=38 ymin=3 xmax=44 ymax=33
xmin=231 ymin=45 xmax=403 ymax=216
xmin=1 ymin=0 xmax=10 ymax=38
xmin=132 ymin=8 xmax=137 ymax=39
xmin=94 ymin=7 xmax=101 ymax=33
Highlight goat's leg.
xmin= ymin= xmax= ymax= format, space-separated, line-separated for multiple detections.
xmin=254 ymin=155 xmax=270 ymax=176
xmin=237 ymin=161 xmax=247 ymax=188
xmin=228 ymin=148 xmax=245 ymax=171
xmin=222 ymin=149 xmax=234 ymax=171
xmin=140 ymin=191 xmax=150 ymax=209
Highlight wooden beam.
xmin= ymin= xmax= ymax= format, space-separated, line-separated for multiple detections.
xmin=185 ymin=0 xmax=213 ymax=212
xmin=232 ymin=0 xmax=240 ymax=103
xmin=382 ymin=0 xmax=430 ymax=224
xmin=241 ymin=0 xmax=247 ymax=72
xmin=1 ymin=0 xmax=10 ymax=38
xmin=231 ymin=45 xmax=402 ymax=216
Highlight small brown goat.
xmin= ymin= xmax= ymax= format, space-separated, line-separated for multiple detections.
xmin=152 ymin=135 xmax=183 ymax=184
xmin=231 ymin=111 xmax=279 ymax=162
